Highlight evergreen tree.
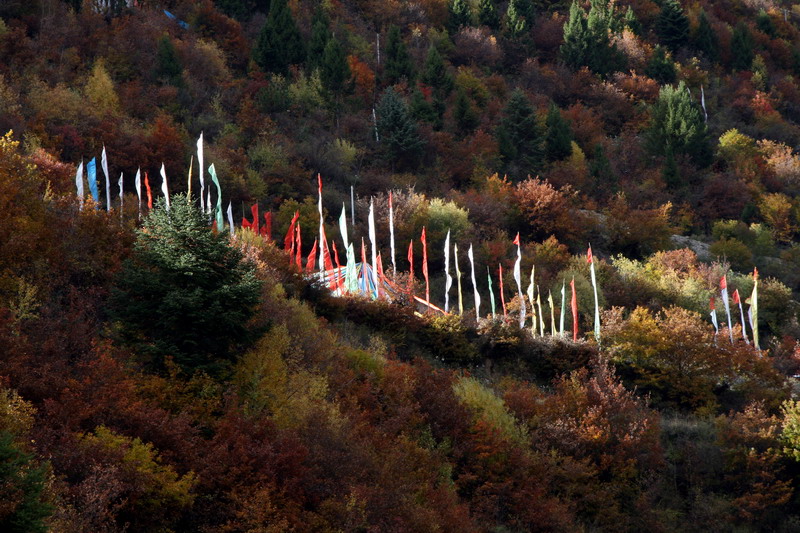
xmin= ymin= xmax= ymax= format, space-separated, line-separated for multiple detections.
xmin=656 ymin=0 xmax=689 ymax=52
xmin=253 ymin=0 xmax=305 ymax=76
xmin=217 ymin=0 xmax=250 ymax=20
xmin=155 ymin=35 xmax=183 ymax=87
xmin=307 ymin=4 xmax=332 ymax=71
xmin=376 ymin=87 xmax=425 ymax=168
xmin=410 ymin=88 xmax=440 ymax=128
xmin=646 ymin=81 xmax=711 ymax=167
xmin=756 ymin=9 xmax=775 ymax=38
xmin=383 ymin=25 xmax=415 ymax=85
xmin=561 ymin=1 xmax=590 ymax=69
xmin=110 ymin=195 xmax=262 ymax=374
xmin=478 ymin=0 xmax=500 ymax=29
xmin=589 ymin=143 xmax=617 ymax=194
xmin=692 ymin=10 xmax=718 ymax=61
xmin=545 ymin=104 xmax=572 ymax=162
xmin=421 ymin=46 xmax=454 ymax=99
xmin=320 ymin=37 xmax=351 ymax=96
xmin=645 ymin=45 xmax=677 ymax=84
xmin=622 ymin=6 xmax=640 ymax=34
xmin=497 ymin=89 xmax=543 ymax=177
xmin=0 ymin=432 xmax=53 ymax=533
xmin=561 ymin=0 xmax=624 ymax=77
xmin=454 ymin=88 xmax=479 ymax=134
xmin=448 ymin=0 xmax=472 ymax=34
xmin=504 ymin=0 xmax=531 ymax=39
xmin=731 ymin=22 xmax=754 ymax=71
xmin=661 ymin=148 xmax=682 ymax=189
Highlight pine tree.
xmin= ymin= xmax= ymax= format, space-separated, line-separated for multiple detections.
xmin=376 ymin=87 xmax=424 ymax=168
xmin=410 ymin=88 xmax=440 ymax=128
xmin=383 ymin=25 xmax=415 ymax=85
xmin=478 ymin=0 xmax=500 ymax=29
xmin=692 ymin=10 xmax=718 ymax=61
xmin=497 ymin=89 xmax=543 ymax=177
xmin=731 ymin=22 xmax=754 ymax=71
xmin=421 ymin=46 xmax=453 ymax=99
xmin=448 ymin=0 xmax=472 ymax=34
xmin=0 ymin=432 xmax=53 ymax=533
xmin=623 ymin=6 xmax=640 ymax=34
xmin=110 ymin=194 xmax=262 ymax=374
xmin=589 ymin=143 xmax=617 ymax=194
xmin=155 ymin=35 xmax=183 ymax=87
xmin=253 ymin=0 xmax=305 ymax=76
xmin=321 ymin=37 xmax=351 ymax=96
xmin=545 ymin=104 xmax=572 ymax=162
xmin=756 ymin=9 xmax=775 ymax=38
xmin=561 ymin=1 xmax=590 ymax=69
xmin=656 ymin=0 xmax=689 ymax=52
xmin=646 ymin=81 xmax=711 ymax=167
xmin=454 ymin=88 xmax=479 ymax=134
xmin=307 ymin=4 xmax=331 ymax=71
xmin=562 ymin=0 xmax=624 ymax=77
xmin=645 ymin=45 xmax=677 ymax=84
xmin=504 ymin=0 xmax=530 ymax=39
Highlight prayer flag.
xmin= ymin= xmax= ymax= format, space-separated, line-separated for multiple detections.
xmin=444 ymin=230 xmax=452 ymax=313
xmin=262 ymin=212 xmax=272 ymax=240
xmin=571 ymin=277 xmax=578 ymax=341
xmin=389 ymin=191 xmax=396 ymax=276
xmin=734 ymin=288 xmax=749 ymax=344
xmin=134 ymin=168 xmax=141 ymax=218
xmin=455 ymin=243 xmax=463 ymax=315
xmin=710 ymin=296 xmax=719 ymax=336
xmin=468 ymin=244 xmax=480 ymax=320
xmin=87 ymin=157 xmax=99 ymax=203
xmin=285 ymin=211 xmax=300 ymax=252
xmin=588 ymin=244 xmax=600 ymax=342
xmin=499 ymin=265 xmax=507 ymax=318
xmin=227 ymin=201 xmax=234 ymax=236
xmin=421 ymin=227 xmax=429 ymax=306
xmin=101 ymin=146 xmax=111 ymax=212
xmin=160 ymin=163 xmax=170 ymax=211
xmin=339 ymin=204 xmax=349 ymax=250
xmin=751 ymin=268 xmax=760 ymax=350
xmin=487 ymin=268 xmax=496 ymax=319
xmin=208 ymin=164 xmax=223 ymax=230
xmin=75 ymin=161 xmax=84 ymax=209
xmin=407 ymin=240 xmax=414 ymax=292
xmin=720 ymin=275 xmax=733 ymax=344
xmin=560 ymin=281 xmax=566 ymax=337
xmin=306 ymin=238 xmax=318 ymax=273
xmin=144 ymin=171 xmax=153 ymax=210
xmin=513 ymin=233 xmax=525 ymax=327
xmin=197 ymin=133 xmax=205 ymax=213
xmin=368 ymin=199 xmax=378 ymax=298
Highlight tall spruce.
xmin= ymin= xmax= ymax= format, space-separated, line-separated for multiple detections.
xmin=376 ymin=87 xmax=424 ymax=168
xmin=656 ymin=0 xmax=689 ymax=52
xmin=497 ymin=88 xmax=543 ymax=177
xmin=478 ymin=0 xmax=500 ymax=29
xmin=307 ymin=4 xmax=332 ymax=71
xmin=321 ymin=37 xmax=351 ymax=97
xmin=756 ymin=9 xmax=775 ymax=38
xmin=448 ymin=0 xmax=473 ymax=34
xmin=562 ymin=0 xmax=625 ymax=77
xmin=454 ymin=88 xmax=479 ymax=134
xmin=383 ymin=25 xmax=415 ymax=85
xmin=504 ymin=0 xmax=531 ymax=39
xmin=421 ymin=46 xmax=454 ymax=99
xmin=155 ymin=35 xmax=183 ymax=87
xmin=622 ymin=6 xmax=640 ymax=34
xmin=731 ymin=22 xmax=754 ymax=71
xmin=692 ymin=10 xmax=718 ymax=61
xmin=645 ymin=45 xmax=677 ymax=84
xmin=589 ymin=143 xmax=617 ymax=194
xmin=545 ymin=104 xmax=573 ymax=162
xmin=253 ymin=0 xmax=305 ymax=76
xmin=646 ymin=81 xmax=711 ymax=167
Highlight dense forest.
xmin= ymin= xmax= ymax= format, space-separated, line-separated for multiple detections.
xmin=4 ymin=0 xmax=800 ymax=530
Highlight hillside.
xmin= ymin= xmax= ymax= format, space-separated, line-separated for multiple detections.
xmin=3 ymin=0 xmax=800 ymax=531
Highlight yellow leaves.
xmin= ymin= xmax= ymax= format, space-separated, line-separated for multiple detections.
xmin=453 ymin=376 xmax=528 ymax=444
xmin=0 ymin=387 xmax=36 ymax=439
xmin=84 ymin=59 xmax=120 ymax=116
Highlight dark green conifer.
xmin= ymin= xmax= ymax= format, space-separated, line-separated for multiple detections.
xmin=497 ymin=89 xmax=542 ymax=177
xmin=478 ymin=0 xmax=500 ymax=29
xmin=448 ymin=0 xmax=473 ymax=34
xmin=645 ymin=46 xmax=677 ymax=84
xmin=376 ymin=87 xmax=424 ymax=168
xmin=545 ymin=104 xmax=572 ymax=162
xmin=561 ymin=1 xmax=590 ymax=69
xmin=410 ymin=88 xmax=440 ymax=128
xmin=421 ymin=46 xmax=454 ymax=99
xmin=731 ymin=22 xmax=754 ymax=71
xmin=589 ymin=144 xmax=617 ymax=194
xmin=155 ymin=35 xmax=183 ymax=87
xmin=756 ymin=9 xmax=775 ymax=38
xmin=656 ymin=0 xmax=689 ymax=52
xmin=383 ymin=25 xmax=415 ymax=85
xmin=253 ymin=0 xmax=305 ymax=76
xmin=504 ymin=0 xmax=530 ymax=39
xmin=646 ymin=81 xmax=710 ymax=167
xmin=321 ymin=37 xmax=351 ymax=96
xmin=692 ymin=10 xmax=718 ymax=61
xmin=454 ymin=89 xmax=479 ymax=134
xmin=622 ymin=6 xmax=640 ymax=34
xmin=307 ymin=4 xmax=332 ymax=71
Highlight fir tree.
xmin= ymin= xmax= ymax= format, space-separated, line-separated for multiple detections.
xmin=646 ymin=81 xmax=710 ymax=167
xmin=110 ymin=194 xmax=262 ymax=374
xmin=454 ymin=88 xmax=479 ymax=134
xmin=0 ymin=432 xmax=53 ymax=533
xmin=731 ymin=22 xmax=754 ymax=71
xmin=307 ymin=4 xmax=332 ymax=71
xmin=410 ymin=88 xmax=441 ymax=128
xmin=562 ymin=0 xmax=624 ymax=77
xmin=155 ymin=35 xmax=183 ymax=87
xmin=623 ymin=6 xmax=640 ymax=34
xmin=545 ymin=104 xmax=572 ymax=162
xmin=645 ymin=45 xmax=677 ymax=84
xmin=692 ymin=10 xmax=718 ymax=61
xmin=383 ymin=25 xmax=415 ymax=85
xmin=321 ymin=37 xmax=351 ymax=96
xmin=561 ymin=1 xmax=590 ymax=69
xmin=497 ymin=89 xmax=543 ymax=177
xmin=756 ymin=9 xmax=775 ymax=38
xmin=448 ymin=0 xmax=473 ymax=34
xmin=376 ymin=87 xmax=424 ymax=168
xmin=589 ymin=143 xmax=617 ymax=194
xmin=478 ymin=0 xmax=500 ymax=29
xmin=421 ymin=46 xmax=454 ymax=99
xmin=504 ymin=0 xmax=530 ymax=39
xmin=253 ymin=0 xmax=305 ymax=76
xmin=661 ymin=148 xmax=682 ymax=189
xmin=656 ymin=0 xmax=689 ymax=52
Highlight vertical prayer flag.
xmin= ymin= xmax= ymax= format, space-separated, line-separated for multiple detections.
xmin=560 ymin=281 xmax=566 ymax=337
xmin=571 ymin=277 xmax=578 ymax=341
xmin=186 ymin=156 xmax=193 ymax=203
xmin=101 ymin=146 xmax=111 ymax=212
xmin=536 ymin=287 xmax=544 ymax=336
xmin=87 ymin=157 xmax=99 ymax=203
xmin=588 ymin=245 xmax=600 ymax=342
xmin=318 ymin=175 xmax=325 ymax=273
xmin=227 ymin=201 xmax=234 ymax=236
xmin=548 ymin=290 xmax=556 ymax=336
xmin=134 ymin=168 xmax=141 ymax=218
xmin=75 ymin=161 xmax=84 ymax=209
xmin=285 ymin=211 xmax=300 ymax=253
xmin=339 ymin=204 xmax=349 ymax=250
xmin=513 ymin=233 xmax=525 ymax=328
xmin=251 ymin=204 xmax=260 ymax=234
xmin=262 ymin=212 xmax=272 ymax=240
xmin=527 ymin=266 xmax=536 ymax=336
xmin=306 ymin=239 xmax=318 ymax=273
xmin=455 ymin=243 xmax=464 ymax=315
xmin=407 ymin=239 xmax=414 ymax=292
xmin=209 ymin=164 xmax=223 ymax=230
xmin=160 ymin=163 xmax=170 ymax=211
xmin=421 ymin=227 xmax=429 ymax=306
xmin=710 ymin=296 xmax=719 ymax=337
xmin=468 ymin=244 xmax=480 ymax=320
xmin=295 ymin=224 xmax=303 ymax=269
xmin=144 ymin=171 xmax=153 ymax=210
xmin=118 ymin=172 xmax=123 ymax=215
xmin=368 ymin=198 xmax=378 ymax=298
xmin=733 ymin=289 xmax=749 ymax=344
xmin=389 ymin=191 xmax=396 ymax=276
xmin=444 ymin=230 xmax=452 ymax=313
xmin=197 ymin=133 xmax=205 ymax=213
xmin=345 ymin=243 xmax=357 ymax=293
xmin=487 ymin=268 xmax=496 ymax=319
xmin=720 ymin=275 xmax=734 ymax=344
xmin=751 ymin=268 xmax=760 ymax=350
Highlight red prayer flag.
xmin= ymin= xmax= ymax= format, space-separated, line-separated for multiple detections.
xmin=753 ymin=267 xmax=759 ymax=280
xmin=407 ymin=240 xmax=414 ymax=292
xmin=499 ymin=264 xmax=507 ymax=318
xmin=318 ymin=173 xmax=322 ymax=194
xmin=361 ymin=238 xmax=368 ymax=288
xmin=513 ymin=232 xmax=520 ymax=246
xmin=421 ymin=227 xmax=429 ymax=304
xmin=262 ymin=212 xmax=272 ymax=240
xmin=332 ymin=241 xmax=342 ymax=289
xmin=144 ymin=171 xmax=153 ymax=210
xmin=587 ymin=244 xmax=593 ymax=264
xmin=571 ymin=277 xmax=578 ymax=342
xmin=295 ymin=223 xmax=303 ymax=269
xmin=242 ymin=215 xmax=251 ymax=229
xmin=306 ymin=238 xmax=318 ymax=273
xmin=250 ymin=204 xmax=259 ymax=234
xmin=709 ymin=296 xmax=716 ymax=310
xmin=285 ymin=210 xmax=299 ymax=252
xmin=733 ymin=289 xmax=740 ymax=304
xmin=720 ymin=275 xmax=727 ymax=290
